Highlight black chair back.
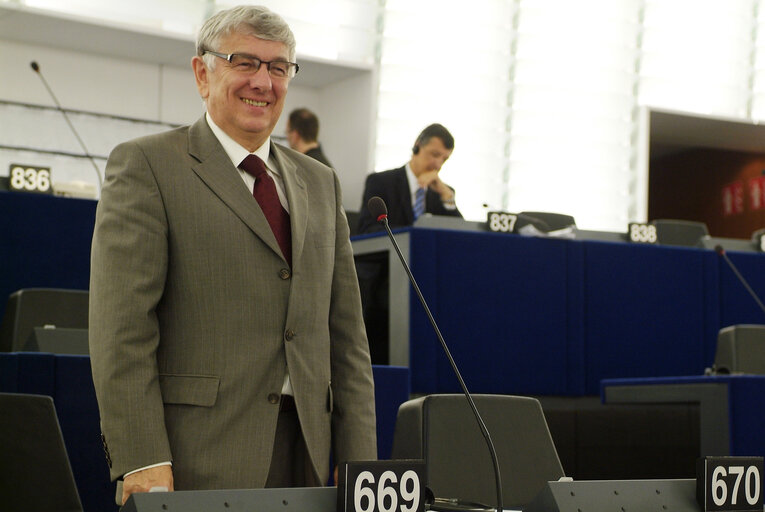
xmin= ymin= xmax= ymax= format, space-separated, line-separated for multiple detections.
xmin=391 ymin=394 xmax=564 ymax=509
xmin=0 ymin=392 xmax=83 ymax=511
xmin=651 ymin=219 xmax=709 ymax=247
xmin=520 ymin=211 xmax=576 ymax=232
xmin=0 ymin=288 xmax=88 ymax=352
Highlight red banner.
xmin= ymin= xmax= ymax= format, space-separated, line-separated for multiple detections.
xmin=748 ymin=176 xmax=765 ymax=211
xmin=723 ymin=181 xmax=744 ymax=216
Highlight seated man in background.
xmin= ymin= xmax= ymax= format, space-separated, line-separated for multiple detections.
xmin=355 ymin=124 xmax=461 ymax=364
xmin=356 ymin=123 xmax=461 ymax=234
xmin=286 ymin=107 xmax=333 ymax=167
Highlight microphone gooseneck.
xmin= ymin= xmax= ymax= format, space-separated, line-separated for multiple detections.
xmin=368 ymin=196 xmax=503 ymax=512
xmin=30 ymin=60 xmax=104 ymax=191
xmin=715 ymin=245 xmax=765 ymax=317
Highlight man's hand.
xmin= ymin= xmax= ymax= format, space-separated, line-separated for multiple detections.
xmin=417 ymin=171 xmax=454 ymax=202
xmin=122 ymin=465 xmax=174 ymax=505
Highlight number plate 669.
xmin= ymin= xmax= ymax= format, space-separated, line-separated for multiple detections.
xmin=338 ymin=460 xmax=425 ymax=512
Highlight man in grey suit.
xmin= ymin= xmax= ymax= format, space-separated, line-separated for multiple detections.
xmin=89 ymin=5 xmax=376 ymax=505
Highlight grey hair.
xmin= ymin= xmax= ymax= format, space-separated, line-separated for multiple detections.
xmin=196 ymin=5 xmax=296 ymax=68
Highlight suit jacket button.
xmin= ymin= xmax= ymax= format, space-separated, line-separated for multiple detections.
xmin=279 ymin=268 xmax=291 ymax=280
xmin=285 ymin=329 xmax=295 ymax=341
xmin=268 ymin=393 xmax=280 ymax=404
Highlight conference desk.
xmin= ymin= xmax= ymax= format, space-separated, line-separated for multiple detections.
xmin=602 ymin=375 xmax=765 ymax=458
xmin=4 ymin=191 xmax=765 ymax=397
xmin=0 ymin=352 xmax=410 ymax=512
xmin=352 ymin=221 xmax=765 ymax=396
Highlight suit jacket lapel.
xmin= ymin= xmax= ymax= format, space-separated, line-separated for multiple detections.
xmin=272 ymin=142 xmax=307 ymax=266
xmin=187 ymin=116 xmax=285 ymax=262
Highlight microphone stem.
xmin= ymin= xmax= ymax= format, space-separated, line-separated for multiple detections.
xmin=721 ymin=251 xmax=765 ymax=316
xmin=381 ymin=218 xmax=504 ymax=512
xmin=34 ymin=69 xmax=103 ymax=192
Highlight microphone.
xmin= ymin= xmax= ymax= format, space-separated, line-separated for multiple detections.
xmin=30 ymin=61 xmax=103 ymax=192
xmin=715 ymin=245 xmax=765 ymax=317
xmin=368 ymin=196 xmax=504 ymax=512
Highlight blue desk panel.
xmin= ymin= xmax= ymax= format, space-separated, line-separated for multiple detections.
xmin=0 ymin=191 xmax=96 ymax=320
xmin=409 ymin=230 xmax=576 ymax=395
xmin=397 ymin=228 xmax=765 ymax=395
xmin=582 ymin=241 xmax=719 ymax=391
xmin=718 ymin=250 xmax=765 ymax=327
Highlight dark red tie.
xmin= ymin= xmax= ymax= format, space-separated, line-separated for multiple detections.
xmin=239 ymin=154 xmax=291 ymax=266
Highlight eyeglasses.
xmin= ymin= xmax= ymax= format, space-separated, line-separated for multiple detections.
xmin=203 ymin=50 xmax=299 ymax=79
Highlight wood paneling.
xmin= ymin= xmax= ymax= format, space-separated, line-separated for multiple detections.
xmin=649 ymin=148 xmax=765 ymax=238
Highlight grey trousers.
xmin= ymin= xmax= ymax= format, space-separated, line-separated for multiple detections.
xmin=265 ymin=396 xmax=321 ymax=488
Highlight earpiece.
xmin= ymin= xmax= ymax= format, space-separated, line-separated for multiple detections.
xmin=412 ymin=134 xmax=425 ymax=155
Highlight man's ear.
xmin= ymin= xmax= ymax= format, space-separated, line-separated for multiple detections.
xmin=191 ymin=56 xmax=210 ymax=99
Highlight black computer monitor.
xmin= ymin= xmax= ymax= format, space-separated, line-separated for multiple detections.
xmin=0 ymin=393 xmax=83 ymax=512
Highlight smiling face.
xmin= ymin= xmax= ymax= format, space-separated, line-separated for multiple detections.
xmin=192 ymin=31 xmax=290 ymax=151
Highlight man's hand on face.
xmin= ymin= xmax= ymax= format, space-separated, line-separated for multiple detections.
xmin=417 ymin=171 xmax=454 ymax=202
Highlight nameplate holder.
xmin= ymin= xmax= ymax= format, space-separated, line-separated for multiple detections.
xmin=628 ymin=222 xmax=657 ymax=244
xmin=696 ymin=456 xmax=764 ymax=511
xmin=486 ymin=211 xmax=518 ymax=234
xmin=337 ymin=459 xmax=425 ymax=512
xmin=8 ymin=163 xmax=52 ymax=194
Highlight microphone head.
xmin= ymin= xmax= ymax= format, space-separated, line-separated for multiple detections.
xmin=368 ymin=196 xmax=388 ymax=222
xmin=714 ymin=245 xmax=725 ymax=255
xmin=30 ymin=61 xmax=40 ymax=72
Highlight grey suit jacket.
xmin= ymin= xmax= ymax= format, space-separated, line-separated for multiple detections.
xmin=89 ymin=115 xmax=377 ymax=489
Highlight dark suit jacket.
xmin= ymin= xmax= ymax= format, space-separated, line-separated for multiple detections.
xmin=89 ymin=115 xmax=376 ymax=490
xmin=305 ymin=144 xmax=332 ymax=168
xmin=357 ymin=166 xmax=462 ymax=234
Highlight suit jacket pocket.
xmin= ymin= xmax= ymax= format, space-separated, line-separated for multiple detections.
xmin=159 ymin=374 xmax=220 ymax=407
